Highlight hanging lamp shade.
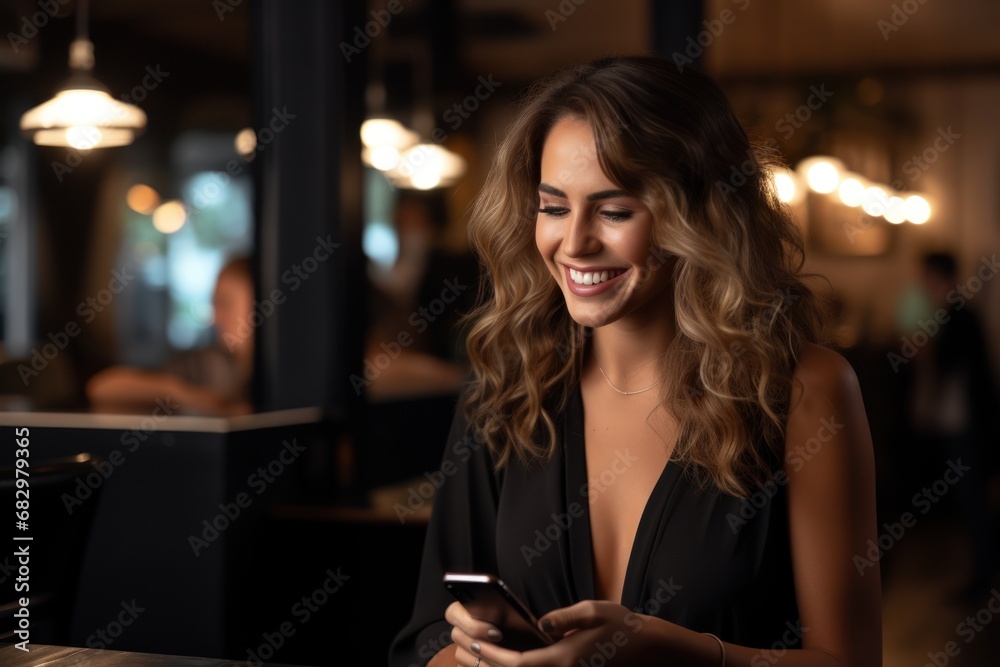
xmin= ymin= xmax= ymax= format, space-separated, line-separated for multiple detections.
xmin=20 ymin=9 xmax=146 ymax=150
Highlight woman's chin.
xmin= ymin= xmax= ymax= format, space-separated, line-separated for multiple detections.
xmin=565 ymin=308 xmax=619 ymax=330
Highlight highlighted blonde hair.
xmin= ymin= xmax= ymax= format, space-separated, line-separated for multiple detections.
xmin=461 ymin=55 xmax=830 ymax=497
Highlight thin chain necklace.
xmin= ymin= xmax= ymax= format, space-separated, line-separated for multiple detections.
xmin=598 ymin=365 xmax=666 ymax=396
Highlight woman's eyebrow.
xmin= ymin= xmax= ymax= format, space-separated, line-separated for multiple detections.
xmin=538 ymin=183 xmax=566 ymax=198
xmin=538 ymin=183 xmax=632 ymax=201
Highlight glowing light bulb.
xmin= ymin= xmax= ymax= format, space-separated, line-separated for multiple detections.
xmin=884 ymin=196 xmax=907 ymax=224
xmin=152 ymin=200 xmax=186 ymax=234
xmin=861 ymin=186 xmax=889 ymax=217
xmin=904 ymin=195 xmax=931 ymax=224
xmin=772 ymin=169 xmax=798 ymax=204
xmin=127 ymin=184 xmax=160 ymax=215
xmin=838 ymin=177 xmax=866 ymax=207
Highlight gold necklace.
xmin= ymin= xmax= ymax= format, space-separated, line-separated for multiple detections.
xmin=598 ymin=366 xmax=666 ymax=396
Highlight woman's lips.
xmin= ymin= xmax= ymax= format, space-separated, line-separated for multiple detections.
xmin=562 ymin=265 xmax=630 ymax=296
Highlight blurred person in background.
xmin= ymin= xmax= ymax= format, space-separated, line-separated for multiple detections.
xmin=86 ymin=256 xmax=254 ymax=416
xmin=909 ymin=251 xmax=1000 ymax=600
xmin=364 ymin=190 xmax=477 ymax=400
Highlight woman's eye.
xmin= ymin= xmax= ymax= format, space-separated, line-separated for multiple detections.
xmin=537 ymin=206 xmax=569 ymax=217
xmin=602 ymin=209 xmax=632 ymax=222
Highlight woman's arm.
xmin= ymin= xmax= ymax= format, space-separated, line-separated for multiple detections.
xmin=86 ymin=366 xmax=250 ymax=415
xmin=780 ymin=342 xmax=882 ymax=664
xmin=426 ymin=643 xmax=459 ymax=666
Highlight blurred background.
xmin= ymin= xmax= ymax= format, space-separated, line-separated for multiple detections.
xmin=0 ymin=0 xmax=998 ymax=665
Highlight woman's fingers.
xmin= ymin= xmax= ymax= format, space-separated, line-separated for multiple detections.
xmin=536 ymin=600 xmax=609 ymax=638
xmin=451 ymin=625 xmax=500 ymax=667
xmin=455 ymin=643 xmax=498 ymax=667
xmin=445 ymin=601 xmax=504 ymax=642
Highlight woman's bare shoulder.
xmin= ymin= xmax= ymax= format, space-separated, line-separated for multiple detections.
xmin=789 ymin=342 xmax=861 ymax=412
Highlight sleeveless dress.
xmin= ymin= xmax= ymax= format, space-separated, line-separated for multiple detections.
xmin=388 ymin=381 xmax=801 ymax=666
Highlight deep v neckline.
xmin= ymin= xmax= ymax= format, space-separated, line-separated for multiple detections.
xmin=564 ymin=381 xmax=684 ymax=608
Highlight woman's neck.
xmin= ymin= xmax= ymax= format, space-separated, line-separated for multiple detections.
xmin=587 ymin=307 xmax=675 ymax=390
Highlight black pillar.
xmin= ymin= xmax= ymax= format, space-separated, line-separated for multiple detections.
xmin=252 ymin=0 xmax=366 ymax=420
xmin=652 ymin=0 xmax=705 ymax=65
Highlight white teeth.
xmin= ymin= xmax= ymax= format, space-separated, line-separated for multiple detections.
xmin=568 ymin=268 xmax=624 ymax=285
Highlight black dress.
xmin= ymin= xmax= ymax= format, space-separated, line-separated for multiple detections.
xmin=388 ymin=381 xmax=801 ymax=666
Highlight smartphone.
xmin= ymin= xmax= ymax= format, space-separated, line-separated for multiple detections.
xmin=443 ymin=572 xmax=554 ymax=651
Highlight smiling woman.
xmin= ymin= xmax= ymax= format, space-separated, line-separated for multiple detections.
xmin=389 ymin=55 xmax=881 ymax=667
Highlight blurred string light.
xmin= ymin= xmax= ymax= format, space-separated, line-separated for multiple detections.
xmin=359 ymin=118 xmax=465 ymax=190
xmin=20 ymin=0 xmax=146 ymax=149
xmin=797 ymin=156 xmax=844 ymax=194
xmin=152 ymin=200 xmax=186 ymax=234
xmin=837 ymin=176 xmax=866 ymax=207
xmin=234 ymin=128 xmax=257 ymax=160
xmin=126 ymin=184 xmax=160 ymax=215
xmin=770 ymin=167 xmax=804 ymax=205
xmin=795 ymin=155 xmax=932 ymax=225
xmin=861 ymin=185 xmax=889 ymax=217
xmin=904 ymin=194 xmax=931 ymax=224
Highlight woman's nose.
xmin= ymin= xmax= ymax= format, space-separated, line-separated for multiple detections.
xmin=562 ymin=211 xmax=600 ymax=257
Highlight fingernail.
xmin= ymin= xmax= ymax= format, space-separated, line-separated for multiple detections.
xmin=471 ymin=641 xmax=481 ymax=655
xmin=540 ymin=619 xmax=554 ymax=632
xmin=487 ymin=629 xmax=503 ymax=642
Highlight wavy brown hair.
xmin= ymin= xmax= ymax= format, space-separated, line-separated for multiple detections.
xmin=460 ymin=55 xmax=831 ymax=498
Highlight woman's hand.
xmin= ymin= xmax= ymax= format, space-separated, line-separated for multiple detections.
xmin=447 ymin=599 xmax=665 ymax=667
xmin=444 ymin=601 xmax=507 ymax=666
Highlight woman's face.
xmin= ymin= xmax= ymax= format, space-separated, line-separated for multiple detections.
xmin=535 ymin=116 xmax=673 ymax=329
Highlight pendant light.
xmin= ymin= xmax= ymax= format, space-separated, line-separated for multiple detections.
xmin=20 ymin=0 xmax=146 ymax=149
